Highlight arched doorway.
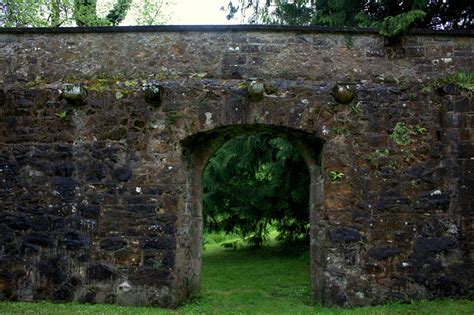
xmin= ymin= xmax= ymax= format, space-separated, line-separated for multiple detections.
xmin=180 ymin=124 xmax=325 ymax=303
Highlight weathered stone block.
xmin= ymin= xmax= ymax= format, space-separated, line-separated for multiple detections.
xmin=414 ymin=237 xmax=458 ymax=254
xmin=329 ymin=227 xmax=362 ymax=243
xmin=61 ymin=230 xmax=89 ymax=251
xmin=100 ymin=238 xmax=127 ymax=251
xmin=87 ymin=263 xmax=116 ymax=281
xmin=366 ymin=246 xmax=400 ymax=260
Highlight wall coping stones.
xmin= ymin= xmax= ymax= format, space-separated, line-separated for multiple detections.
xmin=0 ymin=24 xmax=473 ymax=37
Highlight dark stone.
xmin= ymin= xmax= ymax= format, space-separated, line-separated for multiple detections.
xmin=374 ymin=197 xmax=411 ymax=212
xmin=163 ymin=224 xmax=176 ymax=235
xmin=127 ymin=204 xmax=156 ymax=215
xmin=459 ymin=142 xmax=474 ymax=159
xmin=78 ymin=290 xmax=97 ymax=304
xmin=51 ymin=177 xmax=77 ymax=201
xmin=142 ymin=237 xmax=176 ymax=250
xmin=414 ymin=237 xmax=458 ymax=254
xmin=435 ymin=84 xmax=457 ymax=96
xmin=31 ymin=215 xmax=50 ymax=231
xmin=414 ymin=191 xmax=451 ymax=211
xmin=61 ymin=230 xmax=89 ymax=250
xmin=5 ymin=214 xmax=31 ymax=231
xmin=54 ymin=161 xmax=75 ymax=177
xmin=329 ymin=227 xmax=362 ymax=243
xmin=84 ymin=163 xmax=106 ymax=182
xmin=79 ymin=204 xmax=100 ymax=220
xmin=113 ymin=167 xmax=132 ymax=182
xmin=127 ymin=196 xmax=146 ymax=204
xmin=87 ymin=263 xmax=115 ymax=281
xmin=420 ymin=220 xmax=445 ymax=237
xmin=100 ymin=237 xmax=127 ymax=251
xmin=431 ymin=275 xmax=465 ymax=298
xmin=162 ymin=252 xmax=174 ymax=267
xmin=23 ymin=232 xmax=54 ymax=247
xmin=21 ymin=242 xmax=39 ymax=255
xmin=0 ymin=89 xmax=4 ymax=106
xmin=129 ymin=266 xmax=170 ymax=286
xmin=386 ymin=291 xmax=407 ymax=302
xmin=367 ymin=246 xmax=400 ymax=260
xmin=53 ymin=282 xmax=75 ymax=301
xmin=37 ymin=256 xmax=66 ymax=284
xmin=4 ymin=116 xmax=16 ymax=128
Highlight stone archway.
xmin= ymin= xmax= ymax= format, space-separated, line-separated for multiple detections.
xmin=179 ymin=124 xmax=325 ymax=303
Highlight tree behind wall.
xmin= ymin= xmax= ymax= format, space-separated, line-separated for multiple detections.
xmin=224 ymin=0 xmax=473 ymax=30
xmin=0 ymin=0 xmax=169 ymax=27
xmin=203 ymin=134 xmax=310 ymax=246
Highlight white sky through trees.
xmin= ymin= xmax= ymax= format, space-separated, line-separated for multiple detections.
xmin=168 ymin=0 xmax=238 ymax=24
xmin=118 ymin=0 xmax=240 ymax=25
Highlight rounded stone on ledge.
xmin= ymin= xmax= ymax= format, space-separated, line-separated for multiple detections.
xmin=332 ymin=83 xmax=356 ymax=104
xmin=247 ymin=80 xmax=264 ymax=102
xmin=143 ymin=82 xmax=164 ymax=107
xmin=61 ymin=83 xmax=87 ymax=106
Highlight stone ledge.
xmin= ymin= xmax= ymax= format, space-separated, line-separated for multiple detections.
xmin=0 ymin=25 xmax=472 ymax=36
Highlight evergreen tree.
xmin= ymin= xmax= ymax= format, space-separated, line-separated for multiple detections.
xmin=224 ymin=0 xmax=473 ymax=30
xmin=203 ymin=134 xmax=310 ymax=246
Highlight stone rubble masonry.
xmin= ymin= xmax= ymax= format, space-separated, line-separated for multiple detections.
xmin=0 ymin=25 xmax=472 ymax=307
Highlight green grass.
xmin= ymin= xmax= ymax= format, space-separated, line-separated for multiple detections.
xmin=1 ymin=236 xmax=473 ymax=314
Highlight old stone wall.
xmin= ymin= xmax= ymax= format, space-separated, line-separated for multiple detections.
xmin=0 ymin=26 xmax=472 ymax=307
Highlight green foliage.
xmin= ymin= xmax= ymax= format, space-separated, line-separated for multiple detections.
xmin=165 ymin=110 xmax=184 ymax=125
xmin=390 ymin=122 xmax=410 ymax=145
xmin=367 ymin=148 xmax=390 ymax=167
xmin=55 ymin=110 xmax=68 ymax=121
xmin=413 ymin=124 xmax=427 ymax=135
xmin=73 ymin=0 xmax=132 ymax=26
xmin=380 ymin=10 xmax=426 ymax=39
xmin=328 ymin=170 xmax=344 ymax=182
xmin=226 ymin=1 xmax=471 ymax=30
xmin=105 ymin=0 xmax=131 ymax=25
xmin=1 ymin=0 xmax=75 ymax=27
xmin=372 ymin=148 xmax=390 ymax=159
xmin=135 ymin=0 xmax=172 ymax=25
xmin=312 ymin=0 xmax=368 ymax=27
xmin=1 ymin=0 xmax=133 ymax=26
xmin=115 ymin=91 xmax=124 ymax=99
xmin=350 ymin=101 xmax=362 ymax=114
xmin=375 ymin=149 xmax=389 ymax=158
xmin=123 ymin=80 xmax=138 ymax=87
xmin=203 ymin=134 xmax=310 ymax=246
xmin=450 ymin=70 xmax=474 ymax=91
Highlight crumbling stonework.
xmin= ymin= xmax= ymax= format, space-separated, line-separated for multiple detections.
xmin=0 ymin=26 xmax=472 ymax=307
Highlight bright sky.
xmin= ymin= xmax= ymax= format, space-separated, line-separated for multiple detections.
xmin=108 ymin=0 xmax=242 ymax=25
xmin=170 ymin=0 xmax=237 ymax=24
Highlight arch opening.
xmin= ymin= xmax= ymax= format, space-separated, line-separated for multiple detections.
xmin=203 ymin=133 xmax=310 ymax=247
xmin=179 ymin=124 xmax=325 ymax=303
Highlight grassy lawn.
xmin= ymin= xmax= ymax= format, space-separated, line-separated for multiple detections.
xmin=1 ymin=236 xmax=473 ymax=314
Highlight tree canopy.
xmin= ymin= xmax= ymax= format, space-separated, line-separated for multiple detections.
xmin=224 ymin=0 xmax=473 ymax=30
xmin=0 ymin=0 xmax=170 ymax=27
xmin=203 ymin=134 xmax=310 ymax=246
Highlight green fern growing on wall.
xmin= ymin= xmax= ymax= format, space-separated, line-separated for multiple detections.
xmin=451 ymin=71 xmax=474 ymax=91
xmin=390 ymin=122 xmax=410 ymax=145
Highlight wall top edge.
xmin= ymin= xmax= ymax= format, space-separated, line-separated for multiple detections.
xmin=0 ymin=24 xmax=473 ymax=37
